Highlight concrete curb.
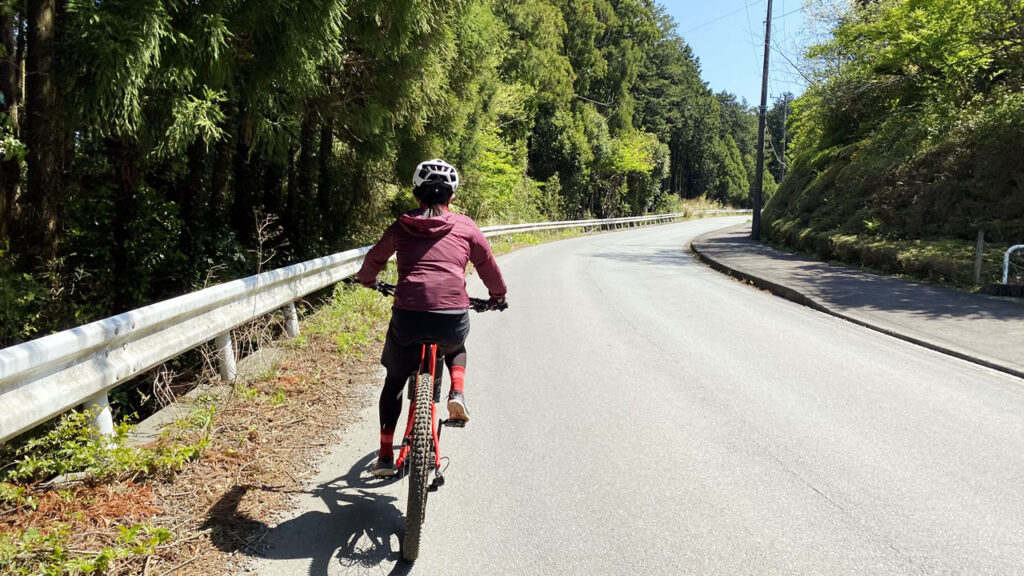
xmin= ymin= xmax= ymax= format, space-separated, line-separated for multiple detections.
xmin=689 ymin=227 xmax=1024 ymax=381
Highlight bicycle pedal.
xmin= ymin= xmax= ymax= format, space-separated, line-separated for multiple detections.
xmin=442 ymin=419 xmax=467 ymax=428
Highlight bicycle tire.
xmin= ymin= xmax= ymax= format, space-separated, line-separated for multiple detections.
xmin=402 ymin=371 xmax=434 ymax=562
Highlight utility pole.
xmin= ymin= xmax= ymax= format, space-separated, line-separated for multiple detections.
xmin=752 ymin=0 xmax=773 ymax=241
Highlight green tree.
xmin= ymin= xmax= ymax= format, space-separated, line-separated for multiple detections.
xmin=0 ymin=0 xmax=754 ymax=348
xmin=633 ymin=8 xmax=724 ymax=199
xmin=766 ymin=93 xmax=794 ymax=182
xmin=769 ymin=0 xmax=1024 ymax=251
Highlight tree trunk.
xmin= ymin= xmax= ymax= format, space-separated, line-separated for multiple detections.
xmin=109 ymin=138 xmax=139 ymax=312
xmin=263 ymin=159 xmax=285 ymax=219
xmin=284 ymin=112 xmax=316 ymax=257
xmin=232 ymin=115 xmax=259 ymax=248
xmin=284 ymin=144 xmax=299 ymax=255
xmin=0 ymin=9 xmax=21 ymax=242
xmin=668 ymin=142 xmax=679 ymax=196
xmin=295 ymin=112 xmax=316 ymax=255
xmin=179 ymin=141 xmax=209 ymax=286
xmin=209 ymin=129 xmax=232 ymax=236
xmin=316 ymin=119 xmax=334 ymax=245
xmin=23 ymin=0 xmax=60 ymax=264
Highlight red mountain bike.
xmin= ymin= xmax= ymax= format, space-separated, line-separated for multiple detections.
xmin=370 ymin=282 xmax=506 ymax=562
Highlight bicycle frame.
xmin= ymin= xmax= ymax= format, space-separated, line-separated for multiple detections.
xmin=353 ymin=279 xmax=503 ymax=562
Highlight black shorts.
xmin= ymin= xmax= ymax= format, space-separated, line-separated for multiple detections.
xmin=380 ymin=308 xmax=470 ymax=375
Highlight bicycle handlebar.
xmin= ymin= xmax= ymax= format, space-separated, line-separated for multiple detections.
xmin=348 ymin=279 xmax=507 ymax=312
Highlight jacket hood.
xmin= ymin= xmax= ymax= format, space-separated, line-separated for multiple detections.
xmin=398 ymin=208 xmax=457 ymax=238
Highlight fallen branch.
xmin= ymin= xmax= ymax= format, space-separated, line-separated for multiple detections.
xmin=156 ymin=554 xmax=200 ymax=576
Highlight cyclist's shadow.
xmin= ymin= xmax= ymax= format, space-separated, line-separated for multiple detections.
xmin=257 ymin=452 xmax=412 ymax=576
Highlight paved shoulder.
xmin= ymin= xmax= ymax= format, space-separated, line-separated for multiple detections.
xmin=691 ymin=223 xmax=1024 ymax=379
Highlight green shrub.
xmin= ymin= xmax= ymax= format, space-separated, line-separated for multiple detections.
xmin=0 ymin=407 xmax=210 ymax=485
xmin=765 ymin=218 xmax=1009 ymax=288
xmin=0 ymin=522 xmax=173 ymax=575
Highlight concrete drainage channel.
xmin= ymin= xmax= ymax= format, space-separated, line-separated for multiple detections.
xmin=129 ymin=347 xmax=289 ymax=447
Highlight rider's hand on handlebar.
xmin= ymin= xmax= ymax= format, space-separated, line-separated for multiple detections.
xmin=488 ymin=295 xmax=508 ymax=311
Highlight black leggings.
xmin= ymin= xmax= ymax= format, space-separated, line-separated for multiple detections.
xmin=379 ymin=309 xmax=470 ymax=431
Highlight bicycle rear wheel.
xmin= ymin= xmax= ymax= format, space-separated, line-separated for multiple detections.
xmin=402 ymin=371 xmax=434 ymax=562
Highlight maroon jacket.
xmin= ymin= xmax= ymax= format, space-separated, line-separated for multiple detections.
xmin=357 ymin=207 xmax=507 ymax=311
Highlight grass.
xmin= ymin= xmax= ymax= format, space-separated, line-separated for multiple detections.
xmin=766 ymin=217 xmax=1017 ymax=290
xmin=488 ymin=228 xmax=589 ymax=257
xmin=302 ymin=267 xmax=397 ymax=359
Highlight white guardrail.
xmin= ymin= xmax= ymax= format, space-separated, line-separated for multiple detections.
xmin=1003 ymin=245 xmax=1024 ymax=285
xmin=0 ymin=210 xmax=747 ymax=442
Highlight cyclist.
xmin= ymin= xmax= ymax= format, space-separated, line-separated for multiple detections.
xmin=357 ymin=159 xmax=507 ymax=477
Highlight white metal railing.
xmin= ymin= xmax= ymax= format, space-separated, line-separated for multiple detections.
xmin=1003 ymin=245 xmax=1024 ymax=285
xmin=0 ymin=210 xmax=747 ymax=442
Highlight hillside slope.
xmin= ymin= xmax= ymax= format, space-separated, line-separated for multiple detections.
xmin=763 ymin=0 xmax=1024 ymax=287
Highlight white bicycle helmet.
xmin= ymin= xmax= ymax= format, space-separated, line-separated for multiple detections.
xmin=413 ymin=158 xmax=459 ymax=191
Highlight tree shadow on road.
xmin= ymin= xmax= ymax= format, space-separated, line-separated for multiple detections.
xmin=205 ymin=452 xmax=412 ymax=575
xmin=696 ymin=230 xmax=1024 ymax=321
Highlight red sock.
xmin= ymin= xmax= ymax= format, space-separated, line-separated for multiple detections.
xmin=380 ymin=427 xmax=395 ymax=458
xmin=450 ymin=366 xmax=466 ymax=394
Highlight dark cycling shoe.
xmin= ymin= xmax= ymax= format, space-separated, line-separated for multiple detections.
xmin=371 ymin=455 xmax=397 ymax=477
xmin=447 ymin=391 xmax=470 ymax=422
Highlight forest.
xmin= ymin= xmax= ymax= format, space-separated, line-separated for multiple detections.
xmin=0 ymin=0 xmax=778 ymax=347
xmin=765 ymin=0 xmax=1024 ymax=285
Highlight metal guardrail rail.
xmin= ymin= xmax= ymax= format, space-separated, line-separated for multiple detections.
xmin=0 ymin=210 xmax=747 ymax=442
xmin=1003 ymin=245 xmax=1024 ymax=285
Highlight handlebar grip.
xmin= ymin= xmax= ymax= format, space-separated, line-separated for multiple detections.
xmin=360 ymin=280 xmax=502 ymax=312
xmin=469 ymin=298 xmax=508 ymax=312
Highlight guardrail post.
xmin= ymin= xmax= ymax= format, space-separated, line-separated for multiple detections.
xmin=84 ymin=392 xmax=115 ymax=439
xmin=215 ymin=332 xmax=237 ymax=382
xmin=1004 ymin=245 xmax=1024 ymax=285
xmin=283 ymin=302 xmax=300 ymax=338
xmin=974 ymin=229 xmax=985 ymax=285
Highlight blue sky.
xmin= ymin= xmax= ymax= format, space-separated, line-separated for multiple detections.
xmin=660 ymin=0 xmax=811 ymax=107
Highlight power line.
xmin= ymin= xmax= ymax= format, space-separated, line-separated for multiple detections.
xmin=745 ymin=0 xmax=763 ymax=71
xmin=781 ymin=0 xmax=787 ymax=44
xmin=681 ymin=0 xmax=765 ymax=35
xmin=771 ymin=37 xmax=813 ymax=84
xmin=773 ymin=4 xmax=806 ymax=20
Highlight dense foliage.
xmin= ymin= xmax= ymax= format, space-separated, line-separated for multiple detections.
xmin=0 ymin=0 xmax=766 ymax=345
xmin=765 ymin=0 xmax=1024 ymax=281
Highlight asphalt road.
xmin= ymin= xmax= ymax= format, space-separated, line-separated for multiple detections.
xmin=244 ymin=216 xmax=1024 ymax=575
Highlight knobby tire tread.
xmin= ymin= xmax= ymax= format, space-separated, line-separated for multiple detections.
xmin=402 ymin=371 xmax=434 ymax=562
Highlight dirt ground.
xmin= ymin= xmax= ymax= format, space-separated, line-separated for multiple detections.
xmin=1 ymin=323 xmax=385 ymax=576
xmin=155 ymin=345 xmax=382 ymax=576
